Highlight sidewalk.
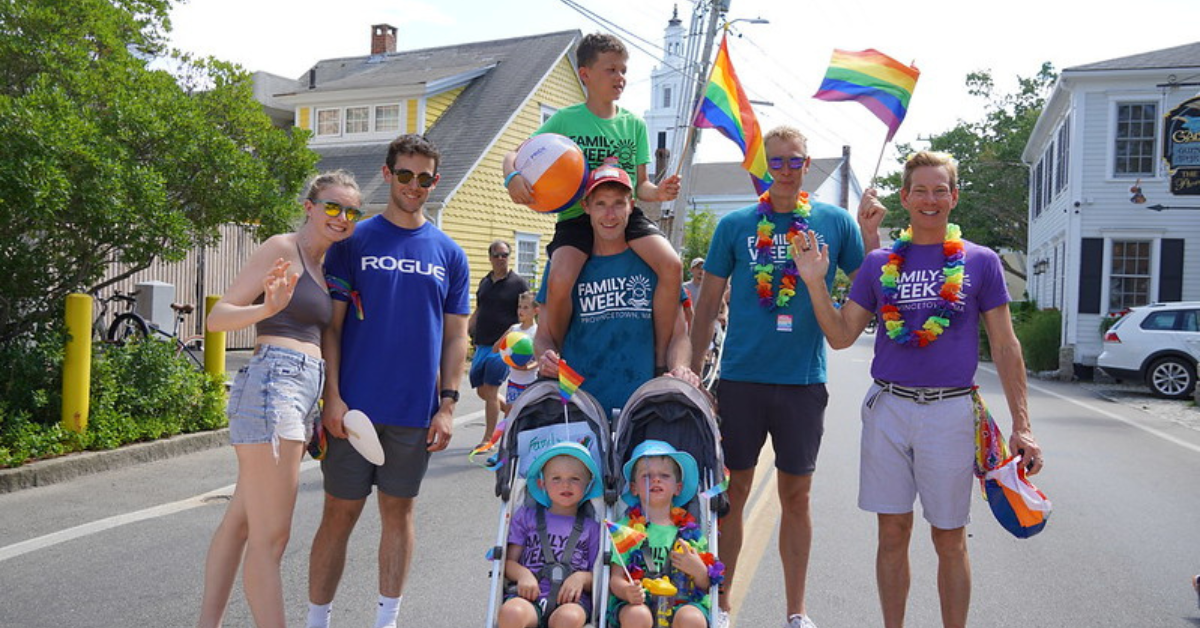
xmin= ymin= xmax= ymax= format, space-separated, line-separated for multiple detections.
xmin=0 ymin=349 xmax=472 ymax=494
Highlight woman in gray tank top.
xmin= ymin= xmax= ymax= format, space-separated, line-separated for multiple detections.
xmin=197 ymin=171 xmax=362 ymax=628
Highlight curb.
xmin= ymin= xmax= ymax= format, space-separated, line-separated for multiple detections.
xmin=0 ymin=429 xmax=230 ymax=495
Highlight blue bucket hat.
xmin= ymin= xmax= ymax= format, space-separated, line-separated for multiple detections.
xmin=525 ymin=441 xmax=603 ymax=508
xmin=621 ymin=440 xmax=699 ymax=508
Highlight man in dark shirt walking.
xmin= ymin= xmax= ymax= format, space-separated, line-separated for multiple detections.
xmin=468 ymin=240 xmax=529 ymax=449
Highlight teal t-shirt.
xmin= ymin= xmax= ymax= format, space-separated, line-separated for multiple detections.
xmin=537 ymin=249 xmax=656 ymax=415
xmin=535 ymin=103 xmax=650 ymax=220
xmin=705 ymin=201 xmax=865 ymax=385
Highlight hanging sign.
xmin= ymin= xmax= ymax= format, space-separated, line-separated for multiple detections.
xmin=1163 ymin=95 xmax=1200 ymax=195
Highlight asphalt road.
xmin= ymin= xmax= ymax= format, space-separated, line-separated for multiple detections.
xmin=2 ymin=336 xmax=1199 ymax=627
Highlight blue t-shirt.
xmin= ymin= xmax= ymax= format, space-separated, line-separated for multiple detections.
xmin=705 ymin=201 xmax=865 ymax=385
xmin=537 ymin=249 xmax=658 ymax=416
xmin=324 ymin=216 xmax=471 ymax=427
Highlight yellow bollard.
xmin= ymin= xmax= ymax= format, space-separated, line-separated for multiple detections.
xmin=62 ymin=293 xmax=92 ymax=433
xmin=204 ymin=295 xmax=225 ymax=378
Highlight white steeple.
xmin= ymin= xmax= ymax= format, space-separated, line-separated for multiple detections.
xmin=645 ymin=5 xmax=686 ymax=178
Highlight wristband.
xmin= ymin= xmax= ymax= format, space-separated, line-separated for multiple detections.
xmin=503 ymin=170 xmax=522 ymax=187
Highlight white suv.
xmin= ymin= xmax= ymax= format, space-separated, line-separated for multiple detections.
xmin=1097 ymin=302 xmax=1200 ymax=399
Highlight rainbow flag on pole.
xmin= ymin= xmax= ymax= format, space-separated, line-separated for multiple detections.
xmin=813 ymin=49 xmax=920 ymax=141
xmin=605 ymin=519 xmax=647 ymax=555
xmin=693 ymin=35 xmax=771 ymax=194
xmin=558 ymin=359 xmax=584 ymax=404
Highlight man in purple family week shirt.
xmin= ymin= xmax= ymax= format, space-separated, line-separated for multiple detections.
xmin=791 ymin=151 xmax=1043 ymax=628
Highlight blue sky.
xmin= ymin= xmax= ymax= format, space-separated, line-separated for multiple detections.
xmin=169 ymin=0 xmax=1199 ymax=182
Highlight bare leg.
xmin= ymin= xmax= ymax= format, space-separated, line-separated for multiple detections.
xmin=197 ymin=478 xmax=249 ymax=628
xmin=618 ymin=603 xmax=653 ymax=628
xmin=777 ymin=471 xmax=814 ymax=618
xmin=308 ymin=493 xmax=367 ymax=605
xmin=931 ymin=526 xmax=970 ymax=628
xmin=544 ymin=247 xmax=588 ymax=352
xmin=876 ymin=513 xmax=914 ymax=628
xmin=497 ymin=597 xmax=539 ymax=628
xmin=377 ymin=492 xmax=417 ymax=597
xmin=241 ymin=441 xmax=305 ymax=628
xmin=546 ymin=602 xmax=587 ymax=628
xmin=717 ymin=468 xmax=755 ymax=612
xmin=477 ymin=383 xmax=503 ymax=444
xmin=629 ymin=235 xmax=682 ymax=366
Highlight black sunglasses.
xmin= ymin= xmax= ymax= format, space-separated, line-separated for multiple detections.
xmin=490 ymin=252 xmax=510 ymax=259
xmin=390 ymin=167 xmax=436 ymax=188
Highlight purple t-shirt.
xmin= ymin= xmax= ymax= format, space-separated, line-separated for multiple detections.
xmin=848 ymin=239 xmax=1009 ymax=387
xmin=507 ymin=506 xmax=600 ymax=603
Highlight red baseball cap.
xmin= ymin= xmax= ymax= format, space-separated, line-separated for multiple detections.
xmin=583 ymin=156 xmax=633 ymax=198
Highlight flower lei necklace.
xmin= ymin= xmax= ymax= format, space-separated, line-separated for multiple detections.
xmin=623 ymin=505 xmax=725 ymax=596
xmin=879 ymin=223 xmax=965 ymax=347
xmin=754 ymin=190 xmax=811 ymax=310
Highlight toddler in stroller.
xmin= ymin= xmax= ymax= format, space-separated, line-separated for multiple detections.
xmin=486 ymin=380 xmax=615 ymax=628
xmin=608 ymin=378 xmax=727 ymax=628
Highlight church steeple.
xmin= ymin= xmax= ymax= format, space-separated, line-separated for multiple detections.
xmin=645 ymin=6 xmax=687 ymax=177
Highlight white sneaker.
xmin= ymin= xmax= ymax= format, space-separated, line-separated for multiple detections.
xmin=713 ymin=608 xmax=730 ymax=628
xmin=785 ymin=614 xmax=818 ymax=628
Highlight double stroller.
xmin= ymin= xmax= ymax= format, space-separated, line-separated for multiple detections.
xmin=484 ymin=376 xmax=725 ymax=628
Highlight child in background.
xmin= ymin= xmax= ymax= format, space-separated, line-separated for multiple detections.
xmin=502 ymin=32 xmax=683 ymax=375
xmin=499 ymin=291 xmax=539 ymax=413
xmin=500 ymin=442 xmax=603 ymax=628
xmin=609 ymin=441 xmax=722 ymax=628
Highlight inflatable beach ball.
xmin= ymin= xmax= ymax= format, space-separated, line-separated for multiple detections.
xmin=499 ymin=331 xmax=535 ymax=369
xmin=512 ymin=133 xmax=589 ymax=213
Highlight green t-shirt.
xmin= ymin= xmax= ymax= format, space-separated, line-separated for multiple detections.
xmin=534 ymin=103 xmax=650 ymax=220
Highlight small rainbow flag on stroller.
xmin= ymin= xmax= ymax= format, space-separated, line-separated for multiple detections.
xmin=558 ymin=360 xmax=584 ymax=404
xmin=605 ymin=519 xmax=646 ymax=555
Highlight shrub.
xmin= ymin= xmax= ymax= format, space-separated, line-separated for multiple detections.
xmin=1015 ymin=308 xmax=1062 ymax=372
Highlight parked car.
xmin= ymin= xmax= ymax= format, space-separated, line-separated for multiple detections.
xmin=1097 ymin=302 xmax=1200 ymax=399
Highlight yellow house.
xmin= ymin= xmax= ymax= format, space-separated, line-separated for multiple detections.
xmin=274 ymin=26 xmax=586 ymax=290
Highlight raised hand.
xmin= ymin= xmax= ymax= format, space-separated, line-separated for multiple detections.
xmin=790 ymin=231 xmax=830 ymax=287
xmin=262 ymin=258 xmax=299 ymax=316
xmin=858 ymin=188 xmax=887 ymax=236
xmin=656 ymin=174 xmax=682 ymax=202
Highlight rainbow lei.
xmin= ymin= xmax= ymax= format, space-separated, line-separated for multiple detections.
xmin=620 ymin=506 xmax=725 ymax=601
xmin=879 ymin=224 xmax=965 ymax=347
xmin=753 ymin=190 xmax=811 ymax=310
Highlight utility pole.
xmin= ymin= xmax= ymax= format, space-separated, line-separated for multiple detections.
xmin=663 ymin=0 xmax=730 ymax=249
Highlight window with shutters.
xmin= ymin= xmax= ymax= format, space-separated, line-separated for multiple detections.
xmin=1108 ymin=240 xmax=1152 ymax=312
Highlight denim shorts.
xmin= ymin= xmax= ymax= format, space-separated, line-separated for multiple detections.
xmin=226 ymin=345 xmax=325 ymax=456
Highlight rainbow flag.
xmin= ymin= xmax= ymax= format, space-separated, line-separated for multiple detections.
xmin=813 ymin=49 xmax=920 ymax=141
xmin=693 ymin=35 xmax=771 ymax=194
xmin=605 ymin=519 xmax=647 ymax=555
xmin=558 ymin=359 xmax=584 ymax=404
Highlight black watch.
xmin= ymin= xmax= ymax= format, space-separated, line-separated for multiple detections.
xmin=439 ymin=389 xmax=460 ymax=403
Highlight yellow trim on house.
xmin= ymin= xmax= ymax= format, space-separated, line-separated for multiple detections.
xmin=407 ymin=100 xmax=419 ymax=134
xmin=298 ymin=107 xmax=311 ymax=131
xmin=440 ymin=54 xmax=585 ymax=296
xmin=426 ymin=86 xmax=465 ymax=129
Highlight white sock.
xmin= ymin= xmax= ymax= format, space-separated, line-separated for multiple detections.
xmin=306 ymin=602 xmax=332 ymax=628
xmin=374 ymin=595 xmax=401 ymax=628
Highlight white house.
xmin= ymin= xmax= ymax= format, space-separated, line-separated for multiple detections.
xmin=1023 ymin=41 xmax=1200 ymax=376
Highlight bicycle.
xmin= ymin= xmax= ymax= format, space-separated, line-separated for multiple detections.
xmin=107 ymin=300 xmax=206 ymax=370
xmin=91 ymin=290 xmax=141 ymax=342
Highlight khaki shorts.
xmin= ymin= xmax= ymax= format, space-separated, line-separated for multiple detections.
xmin=857 ymin=383 xmax=975 ymax=529
xmin=321 ymin=424 xmax=431 ymax=499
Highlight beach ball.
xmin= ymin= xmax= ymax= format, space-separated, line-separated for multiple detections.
xmin=499 ymin=331 xmax=535 ymax=369
xmin=512 ymin=133 xmax=589 ymax=213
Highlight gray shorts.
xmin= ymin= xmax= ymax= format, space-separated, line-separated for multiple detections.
xmin=226 ymin=345 xmax=324 ymax=456
xmin=321 ymin=424 xmax=432 ymax=499
xmin=716 ymin=379 xmax=828 ymax=476
xmin=858 ymin=384 xmax=975 ymax=529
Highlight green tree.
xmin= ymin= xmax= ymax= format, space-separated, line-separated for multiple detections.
xmin=681 ymin=206 xmax=718 ymax=274
xmin=876 ymin=63 xmax=1056 ymax=279
xmin=0 ymin=0 xmax=317 ymax=342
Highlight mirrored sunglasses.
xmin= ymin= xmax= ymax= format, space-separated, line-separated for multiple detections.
xmin=315 ymin=200 xmax=364 ymax=222
xmin=390 ymin=167 xmax=436 ymax=188
xmin=767 ymin=156 xmax=807 ymax=171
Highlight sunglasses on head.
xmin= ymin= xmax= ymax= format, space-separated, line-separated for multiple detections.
xmin=314 ymin=199 xmax=364 ymax=222
xmin=768 ymin=156 xmax=808 ymax=171
xmin=390 ymin=167 xmax=436 ymax=188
